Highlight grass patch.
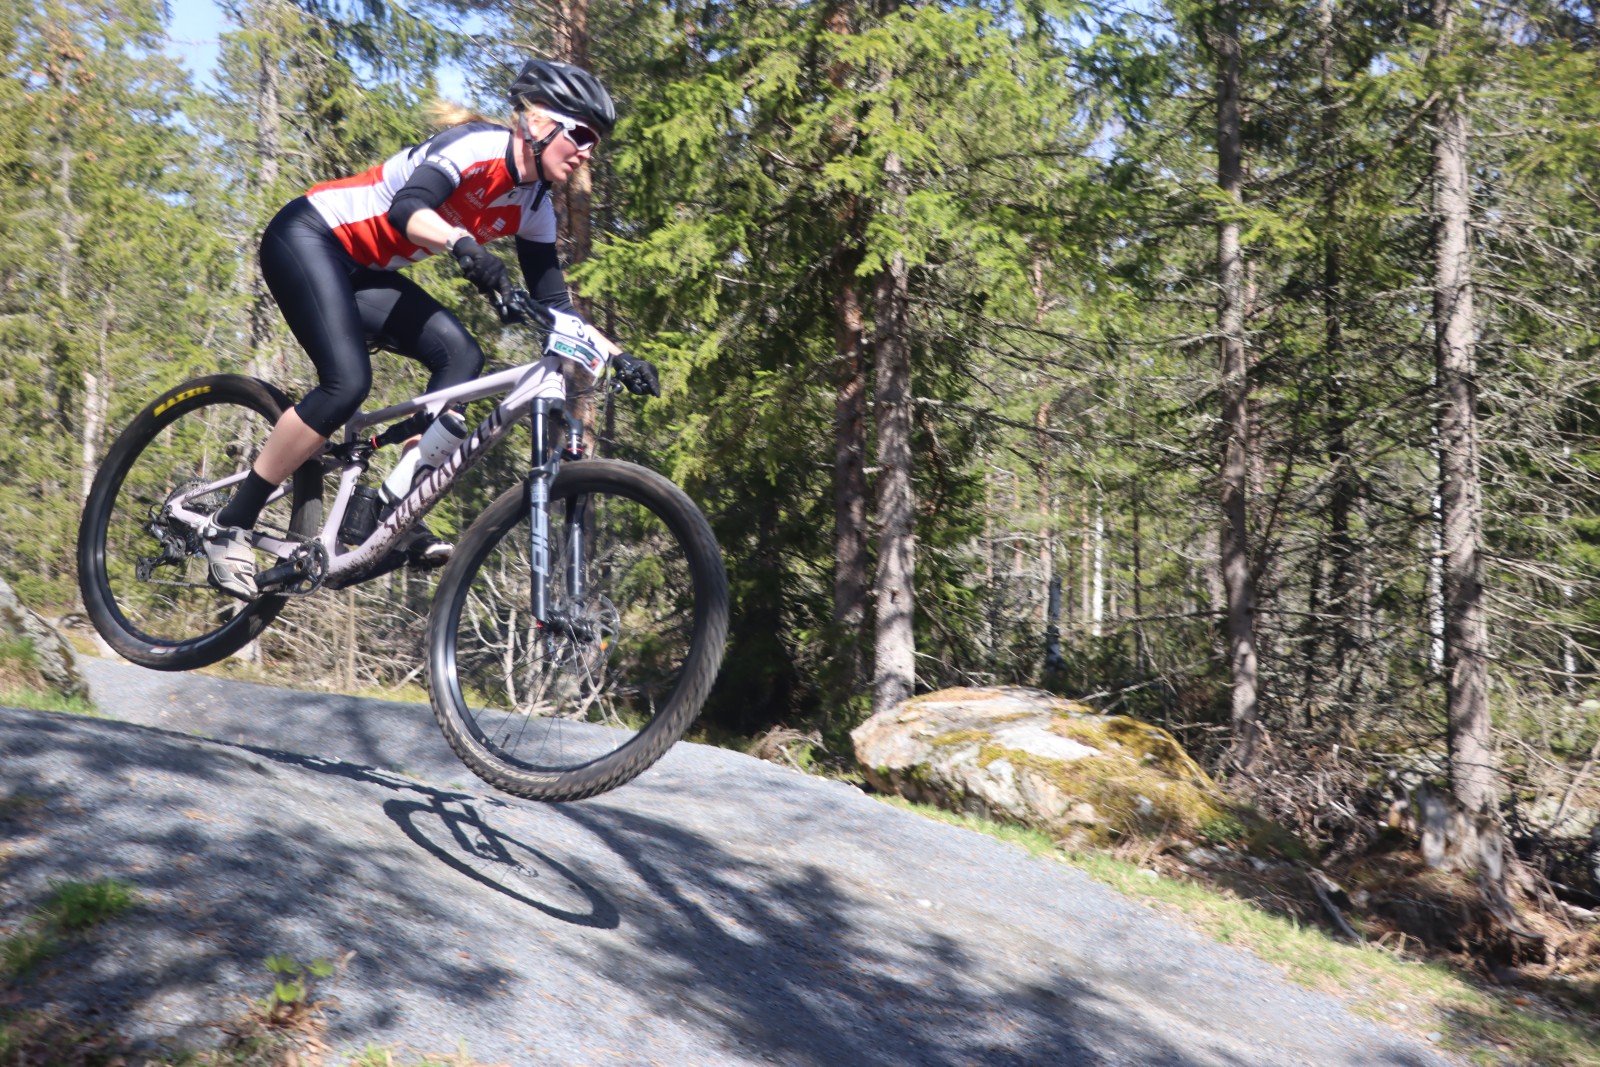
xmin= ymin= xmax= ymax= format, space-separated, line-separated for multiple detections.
xmin=348 ymin=681 xmax=432 ymax=705
xmin=2 ymin=878 xmax=140 ymax=982
xmin=41 ymin=879 xmax=137 ymax=932
xmin=878 ymin=795 xmax=1600 ymax=1067
xmin=0 ymin=929 xmax=57 ymax=979
xmin=0 ymin=685 xmax=103 ymax=716
xmin=348 ymin=1043 xmax=503 ymax=1066
xmin=0 ymin=635 xmax=99 ymax=717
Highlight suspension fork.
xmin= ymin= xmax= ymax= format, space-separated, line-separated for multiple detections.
xmin=527 ymin=398 xmax=587 ymax=627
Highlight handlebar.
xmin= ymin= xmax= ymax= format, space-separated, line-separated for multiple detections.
xmin=490 ymin=288 xmax=552 ymax=328
xmin=487 ymin=288 xmax=659 ymax=397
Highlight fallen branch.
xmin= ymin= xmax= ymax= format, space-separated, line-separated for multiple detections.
xmin=1306 ymin=868 xmax=1364 ymax=942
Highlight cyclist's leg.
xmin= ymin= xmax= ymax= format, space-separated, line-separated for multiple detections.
xmin=355 ymin=269 xmax=486 ymax=394
xmin=356 ymin=271 xmax=486 ymax=566
xmin=209 ymin=198 xmax=373 ymax=594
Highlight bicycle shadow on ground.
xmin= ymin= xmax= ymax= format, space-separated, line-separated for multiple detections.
xmin=1 ymin=707 xmax=1447 ymax=1067
xmin=0 ymin=709 xmax=616 ymax=1054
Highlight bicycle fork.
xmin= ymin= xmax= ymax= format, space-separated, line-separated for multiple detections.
xmin=527 ymin=398 xmax=589 ymax=637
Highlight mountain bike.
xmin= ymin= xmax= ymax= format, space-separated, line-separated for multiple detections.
xmin=76 ymin=291 xmax=728 ymax=801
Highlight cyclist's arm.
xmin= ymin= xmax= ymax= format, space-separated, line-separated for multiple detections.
xmin=388 ymin=163 xmax=471 ymax=253
xmin=515 ymin=238 xmax=574 ymax=312
xmin=516 ymin=237 xmax=621 ymax=357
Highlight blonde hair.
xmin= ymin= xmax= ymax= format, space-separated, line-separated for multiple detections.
xmin=427 ymin=99 xmax=497 ymax=129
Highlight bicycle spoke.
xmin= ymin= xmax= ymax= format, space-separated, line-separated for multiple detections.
xmin=430 ymin=461 xmax=726 ymax=799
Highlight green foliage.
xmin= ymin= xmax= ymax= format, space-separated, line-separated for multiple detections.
xmin=1 ymin=878 xmax=141 ymax=982
xmin=260 ymin=953 xmax=335 ymax=1017
xmin=40 ymin=879 xmax=137 ymax=932
xmin=0 ymin=0 xmax=1597 ymax=874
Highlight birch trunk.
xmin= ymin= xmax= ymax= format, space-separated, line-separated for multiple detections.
xmin=250 ymin=14 xmax=283 ymax=379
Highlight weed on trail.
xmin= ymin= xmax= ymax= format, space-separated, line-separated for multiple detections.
xmin=39 ymin=877 xmax=137 ymax=932
xmin=0 ymin=878 xmax=139 ymax=981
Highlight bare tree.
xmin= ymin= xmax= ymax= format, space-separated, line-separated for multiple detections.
xmin=1431 ymin=0 xmax=1496 ymax=816
xmin=1214 ymin=2 xmax=1262 ymax=768
xmin=872 ymin=143 xmax=915 ymax=716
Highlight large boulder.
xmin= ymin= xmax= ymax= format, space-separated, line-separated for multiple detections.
xmin=853 ymin=686 xmax=1286 ymax=853
xmin=0 ymin=576 xmax=89 ymax=701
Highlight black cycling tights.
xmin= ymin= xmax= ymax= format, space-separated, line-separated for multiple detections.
xmin=259 ymin=197 xmax=485 ymax=437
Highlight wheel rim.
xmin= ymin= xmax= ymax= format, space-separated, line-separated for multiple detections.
xmin=444 ymin=484 xmax=700 ymax=776
xmin=99 ymin=395 xmax=293 ymax=648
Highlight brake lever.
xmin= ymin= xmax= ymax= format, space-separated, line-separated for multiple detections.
xmin=490 ymin=288 xmax=554 ymax=329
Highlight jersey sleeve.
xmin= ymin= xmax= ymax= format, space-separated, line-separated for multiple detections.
xmin=386 ymin=162 xmax=457 ymax=237
xmin=515 ymin=191 xmax=557 ymax=244
xmin=417 ymin=125 xmax=511 ymax=188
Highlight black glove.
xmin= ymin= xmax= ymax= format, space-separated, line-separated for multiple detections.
xmin=451 ymin=237 xmax=510 ymax=298
xmin=612 ymin=351 xmax=661 ymax=397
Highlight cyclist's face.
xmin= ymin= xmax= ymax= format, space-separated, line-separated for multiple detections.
xmin=527 ymin=115 xmax=595 ymax=183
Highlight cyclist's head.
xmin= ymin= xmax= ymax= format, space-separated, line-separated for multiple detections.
xmin=508 ymin=59 xmax=615 ymax=138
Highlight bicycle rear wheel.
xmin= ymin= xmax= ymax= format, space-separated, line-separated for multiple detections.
xmin=428 ymin=459 xmax=728 ymax=801
xmin=77 ymin=375 xmax=322 ymax=671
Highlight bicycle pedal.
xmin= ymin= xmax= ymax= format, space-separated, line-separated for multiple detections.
xmin=255 ymin=542 xmax=328 ymax=596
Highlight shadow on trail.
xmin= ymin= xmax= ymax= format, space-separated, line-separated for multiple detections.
xmin=385 ymin=796 xmax=618 ymax=929
xmin=2 ymin=707 xmax=1445 ymax=1066
xmin=0 ymin=710 xmax=613 ymax=1049
xmin=552 ymin=799 xmax=1444 ymax=1067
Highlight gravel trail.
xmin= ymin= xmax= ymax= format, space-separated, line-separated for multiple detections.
xmin=0 ymin=657 xmax=1461 ymax=1066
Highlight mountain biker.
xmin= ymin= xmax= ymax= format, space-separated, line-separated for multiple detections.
xmin=204 ymin=59 xmax=659 ymax=601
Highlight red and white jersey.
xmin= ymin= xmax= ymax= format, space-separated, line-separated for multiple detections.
xmin=306 ymin=122 xmax=556 ymax=270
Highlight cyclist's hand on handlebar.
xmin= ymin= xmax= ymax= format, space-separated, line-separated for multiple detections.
xmin=613 ymin=351 xmax=661 ymax=397
xmin=451 ymin=237 xmax=511 ymax=299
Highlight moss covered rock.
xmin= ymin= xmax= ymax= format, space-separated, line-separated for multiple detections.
xmin=853 ymin=686 xmax=1279 ymax=851
xmin=0 ymin=576 xmax=88 ymax=701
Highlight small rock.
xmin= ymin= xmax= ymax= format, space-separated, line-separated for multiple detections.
xmin=1426 ymin=1032 xmax=1441 ymax=1043
xmin=1139 ymin=869 xmax=1159 ymax=882
xmin=1065 ymin=803 xmax=1099 ymax=825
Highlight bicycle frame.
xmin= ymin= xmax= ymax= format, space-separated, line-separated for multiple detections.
xmin=163 ymin=352 xmax=585 ymax=611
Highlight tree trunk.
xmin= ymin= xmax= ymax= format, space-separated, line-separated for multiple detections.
xmin=871 ymin=146 xmax=915 ymax=717
xmin=251 ymin=15 xmax=284 ymax=379
xmin=551 ymin=0 xmax=600 ymax=447
xmin=1216 ymin=4 xmax=1262 ymax=768
xmin=826 ymin=0 xmax=869 ymax=696
xmin=81 ymin=307 xmax=110 ymax=503
xmin=1432 ymin=0 xmax=1495 ymax=816
xmin=553 ymin=0 xmax=593 ymax=300
xmin=834 ymin=274 xmax=869 ymax=659
xmin=1319 ymin=0 xmax=1358 ymax=711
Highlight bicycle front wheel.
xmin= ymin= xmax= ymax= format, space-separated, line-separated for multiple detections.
xmin=428 ymin=459 xmax=728 ymax=801
xmin=77 ymin=375 xmax=322 ymax=671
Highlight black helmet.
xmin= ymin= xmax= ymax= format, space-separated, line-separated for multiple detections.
xmin=508 ymin=59 xmax=616 ymax=137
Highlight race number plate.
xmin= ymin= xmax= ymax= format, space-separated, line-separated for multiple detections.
xmin=545 ymin=332 xmax=608 ymax=377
